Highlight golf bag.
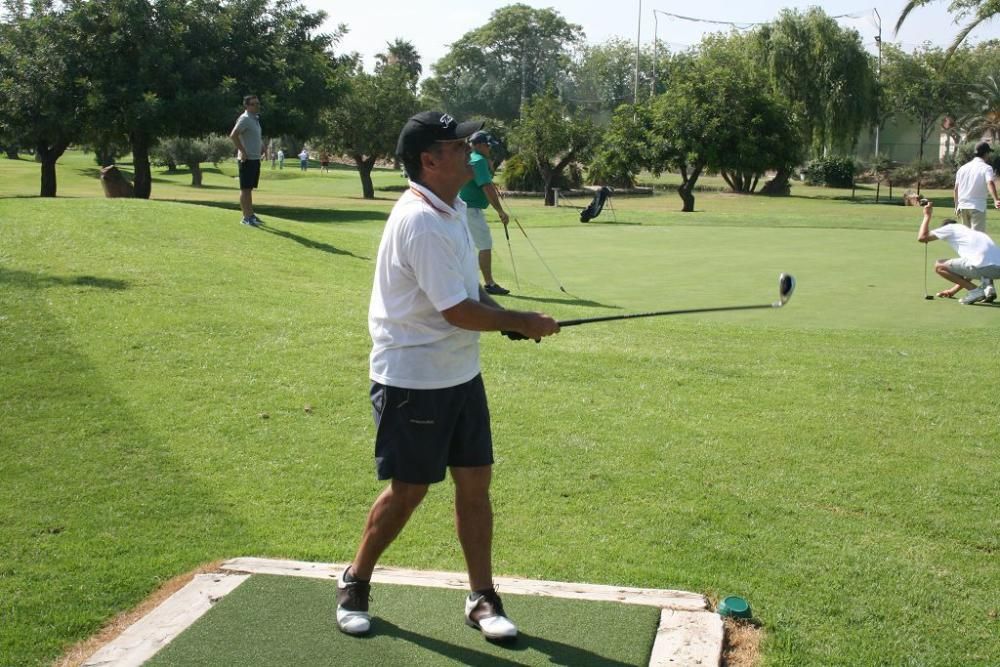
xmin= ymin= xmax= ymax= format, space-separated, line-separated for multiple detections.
xmin=580 ymin=186 xmax=611 ymax=223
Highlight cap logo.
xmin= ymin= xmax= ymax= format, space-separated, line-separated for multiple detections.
xmin=439 ymin=114 xmax=455 ymax=128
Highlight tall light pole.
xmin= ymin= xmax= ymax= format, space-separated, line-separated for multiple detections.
xmin=652 ymin=9 xmax=659 ymax=96
xmin=873 ymin=8 xmax=882 ymax=158
xmin=634 ymin=0 xmax=642 ymax=106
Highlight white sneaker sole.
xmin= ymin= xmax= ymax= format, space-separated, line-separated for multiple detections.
xmin=465 ymin=617 xmax=518 ymax=641
xmin=336 ymin=608 xmax=371 ymax=635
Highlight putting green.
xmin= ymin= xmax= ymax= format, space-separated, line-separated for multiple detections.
xmin=489 ymin=224 xmax=1000 ymax=331
xmin=145 ymin=575 xmax=659 ymax=666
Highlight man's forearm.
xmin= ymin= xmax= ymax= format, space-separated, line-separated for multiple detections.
xmin=442 ymin=298 xmax=522 ymax=332
xmin=230 ymin=134 xmax=245 ymax=158
xmin=918 ymin=212 xmax=934 ymax=242
xmin=483 ymin=184 xmax=505 ymax=216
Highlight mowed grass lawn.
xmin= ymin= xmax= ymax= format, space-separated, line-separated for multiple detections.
xmin=1 ymin=152 xmax=998 ymax=666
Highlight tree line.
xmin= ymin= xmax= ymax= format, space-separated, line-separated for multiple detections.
xmin=2 ymin=2 xmax=998 ymax=211
xmin=0 ymin=0 xmax=345 ymax=197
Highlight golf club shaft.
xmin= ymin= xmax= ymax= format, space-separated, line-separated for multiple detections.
xmin=924 ymin=242 xmax=929 ymax=296
xmin=512 ymin=216 xmax=567 ymax=292
xmin=500 ymin=193 xmax=568 ymax=293
xmin=559 ymin=302 xmax=779 ymax=327
xmin=504 ymin=225 xmax=520 ymax=289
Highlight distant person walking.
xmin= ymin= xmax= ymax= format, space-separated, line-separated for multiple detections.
xmin=277 ymin=149 xmax=285 ymax=170
xmin=270 ymin=147 xmax=277 ymax=170
xmin=459 ymin=131 xmax=510 ymax=295
xmin=918 ymin=200 xmax=1000 ymax=304
xmin=321 ymin=152 xmax=331 ymax=174
xmin=298 ymin=148 xmax=309 ymax=171
xmin=229 ymin=94 xmax=263 ymax=227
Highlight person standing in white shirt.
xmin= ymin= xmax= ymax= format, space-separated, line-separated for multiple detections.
xmin=335 ymin=111 xmax=559 ymax=642
xmin=953 ymin=141 xmax=999 ymax=296
xmin=954 ymin=141 xmax=999 ymax=232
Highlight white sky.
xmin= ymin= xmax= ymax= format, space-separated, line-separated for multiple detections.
xmin=307 ymin=0 xmax=1000 ymax=75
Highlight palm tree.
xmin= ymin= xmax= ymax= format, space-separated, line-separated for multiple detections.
xmin=957 ymin=74 xmax=1000 ymax=145
xmin=375 ymin=38 xmax=422 ymax=92
xmin=895 ymin=0 xmax=999 ymax=56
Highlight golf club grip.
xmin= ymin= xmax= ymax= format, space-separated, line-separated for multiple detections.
xmin=559 ymin=303 xmax=775 ymax=327
xmin=501 ymin=330 xmax=539 ymax=343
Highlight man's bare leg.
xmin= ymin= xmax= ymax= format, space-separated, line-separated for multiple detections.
xmin=239 ymin=189 xmax=254 ymax=219
xmin=451 ymin=465 xmax=493 ymax=591
xmin=351 ymin=480 xmax=428 ymax=579
xmin=478 ymin=250 xmax=495 ymax=287
xmin=935 ymin=262 xmax=977 ymax=293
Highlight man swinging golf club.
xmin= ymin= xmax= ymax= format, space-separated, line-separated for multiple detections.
xmin=918 ymin=199 xmax=1000 ymax=304
xmin=335 ymin=111 xmax=559 ymax=641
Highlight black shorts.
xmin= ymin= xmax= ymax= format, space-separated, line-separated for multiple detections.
xmin=238 ymin=159 xmax=261 ymax=190
xmin=370 ymin=375 xmax=493 ymax=484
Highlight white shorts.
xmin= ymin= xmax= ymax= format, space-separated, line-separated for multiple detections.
xmin=958 ymin=209 xmax=987 ymax=232
xmin=466 ymin=207 xmax=493 ymax=251
xmin=943 ymin=257 xmax=1000 ymax=280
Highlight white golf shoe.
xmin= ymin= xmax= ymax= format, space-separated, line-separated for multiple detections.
xmin=336 ymin=567 xmax=371 ymax=635
xmin=465 ymin=588 xmax=518 ymax=641
xmin=960 ymin=287 xmax=986 ymax=305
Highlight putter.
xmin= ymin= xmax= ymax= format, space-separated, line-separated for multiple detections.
xmin=923 ymin=243 xmax=934 ymax=300
xmin=502 ymin=274 xmax=795 ymax=341
xmin=504 ymin=225 xmax=520 ymax=290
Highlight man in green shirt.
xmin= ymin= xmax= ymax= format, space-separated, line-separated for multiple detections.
xmin=459 ymin=131 xmax=510 ymax=295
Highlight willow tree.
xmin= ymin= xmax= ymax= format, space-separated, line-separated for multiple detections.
xmin=755 ymin=8 xmax=876 ymax=159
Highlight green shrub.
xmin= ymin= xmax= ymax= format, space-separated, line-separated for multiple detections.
xmin=954 ymin=141 xmax=1000 ymax=171
xmin=501 ymin=153 xmax=582 ymax=191
xmin=890 ymin=160 xmax=952 ymax=188
xmin=802 ymin=156 xmax=856 ymax=188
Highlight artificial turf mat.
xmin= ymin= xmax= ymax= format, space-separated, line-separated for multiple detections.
xmin=145 ymin=574 xmax=660 ymax=666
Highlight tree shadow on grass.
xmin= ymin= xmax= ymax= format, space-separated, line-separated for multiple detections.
xmin=500 ymin=293 xmax=620 ymax=310
xmin=375 ymin=620 xmax=638 ymax=667
xmin=0 ymin=267 xmax=129 ymax=290
xmin=169 ymin=199 xmax=383 ymax=225
xmin=256 ymin=224 xmax=369 ymax=261
xmin=579 ymin=220 xmax=643 ymax=226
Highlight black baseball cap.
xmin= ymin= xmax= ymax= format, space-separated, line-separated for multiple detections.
xmin=396 ymin=111 xmax=484 ymax=159
xmin=469 ymin=130 xmax=492 ymax=145
xmin=975 ymin=141 xmax=992 ymax=157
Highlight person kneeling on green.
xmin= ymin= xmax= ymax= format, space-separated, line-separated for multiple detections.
xmin=918 ymin=200 xmax=1000 ymax=304
xmin=460 ymin=131 xmax=511 ymax=295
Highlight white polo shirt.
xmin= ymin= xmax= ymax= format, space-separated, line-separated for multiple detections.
xmin=932 ymin=223 xmax=1000 ymax=267
xmin=955 ymin=157 xmax=996 ymax=212
xmin=369 ymin=182 xmax=481 ymax=389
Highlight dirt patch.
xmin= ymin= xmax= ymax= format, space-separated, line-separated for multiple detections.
xmin=56 ymin=560 xmax=225 ymax=667
xmin=722 ymin=616 xmax=763 ymax=667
